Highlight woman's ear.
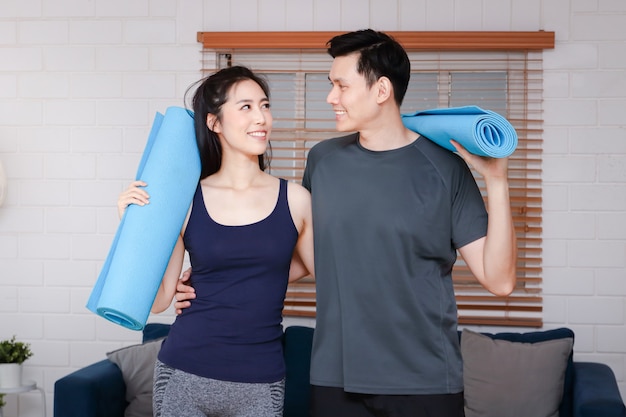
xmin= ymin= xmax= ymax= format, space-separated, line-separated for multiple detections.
xmin=206 ymin=114 xmax=221 ymax=133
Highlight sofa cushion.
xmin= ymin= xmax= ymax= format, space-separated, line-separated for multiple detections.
xmin=461 ymin=328 xmax=574 ymax=417
xmin=483 ymin=327 xmax=576 ymax=417
xmin=106 ymin=337 xmax=165 ymax=417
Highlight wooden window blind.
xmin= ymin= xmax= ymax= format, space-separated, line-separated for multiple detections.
xmin=198 ymin=31 xmax=554 ymax=328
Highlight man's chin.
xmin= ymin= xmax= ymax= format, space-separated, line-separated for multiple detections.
xmin=334 ymin=122 xmax=352 ymax=133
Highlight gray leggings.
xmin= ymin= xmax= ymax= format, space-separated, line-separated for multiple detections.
xmin=153 ymin=360 xmax=285 ymax=417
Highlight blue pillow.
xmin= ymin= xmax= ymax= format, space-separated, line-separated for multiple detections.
xmin=283 ymin=326 xmax=314 ymax=417
xmin=142 ymin=323 xmax=171 ymax=344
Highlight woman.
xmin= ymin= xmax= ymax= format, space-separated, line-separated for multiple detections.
xmin=117 ymin=66 xmax=314 ymax=417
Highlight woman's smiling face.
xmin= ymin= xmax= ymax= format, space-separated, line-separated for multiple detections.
xmin=210 ymin=78 xmax=273 ymax=157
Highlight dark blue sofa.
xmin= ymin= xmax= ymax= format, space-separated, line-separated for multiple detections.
xmin=54 ymin=324 xmax=313 ymax=417
xmin=54 ymin=324 xmax=625 ymax=417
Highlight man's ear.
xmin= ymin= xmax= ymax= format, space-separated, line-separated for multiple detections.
xmin=375 ymin=76 xmax=393 ymax=104
xmin=206 ymin=114 xmax=221 ymax=133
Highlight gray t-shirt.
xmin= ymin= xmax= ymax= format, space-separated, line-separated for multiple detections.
xmin=302 ymin=133 xmax=488 ymax=395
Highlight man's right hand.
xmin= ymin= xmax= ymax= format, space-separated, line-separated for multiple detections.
xmin=174 ymin=267 xmax=195 ymax=315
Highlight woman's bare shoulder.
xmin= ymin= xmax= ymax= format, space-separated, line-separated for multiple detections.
xmin=285 ymin=180 xmax=311 ymax=226
xmin=286 ymin=181 xmax=311 ymax=200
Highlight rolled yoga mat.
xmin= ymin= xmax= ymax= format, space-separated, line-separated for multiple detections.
xmin=401 ymin=105 xmax=518 ymax=158
xmin=87 ymin=106 xmax=201 ymax=331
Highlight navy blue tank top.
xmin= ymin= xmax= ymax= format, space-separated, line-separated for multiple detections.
xmin=158 ymin=178 xmax=298 ymax=383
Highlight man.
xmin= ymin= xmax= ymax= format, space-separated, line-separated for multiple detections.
xmin=177 ymin=29 xmax=517 ymax=417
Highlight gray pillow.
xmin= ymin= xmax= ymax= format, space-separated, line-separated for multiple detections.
xmin=107 ymin=338 xmax=165 ymax=417
xmin=461 ymin=329 xmax=573 ymax=417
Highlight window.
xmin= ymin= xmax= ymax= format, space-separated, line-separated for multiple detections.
xmin=198 ymin=31 xmax=554 ymax=327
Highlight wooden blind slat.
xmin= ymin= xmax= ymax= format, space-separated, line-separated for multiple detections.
xmin=458 ymin=317 xmax=542 ymax=327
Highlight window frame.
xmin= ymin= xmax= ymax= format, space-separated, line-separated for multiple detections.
xmin=197 ymin=31 xmax=555 ymax=328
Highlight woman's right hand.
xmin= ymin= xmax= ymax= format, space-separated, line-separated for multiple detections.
xmin=174 ymin=267 xmax=195 ymax=315
xmin=117 ymin=180 xmax=149 ymax=219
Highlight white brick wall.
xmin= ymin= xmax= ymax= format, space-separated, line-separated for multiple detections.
xmin=0 ymin=1 xmax=624 ymax=415
xmin=540 ymin=0 xmax=626 ymax=405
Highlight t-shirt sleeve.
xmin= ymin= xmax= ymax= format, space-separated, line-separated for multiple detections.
xmin=450 ymin=157 xmax=488 ymax=249
xmin=302 ymin=157 xmax=312 ymax=191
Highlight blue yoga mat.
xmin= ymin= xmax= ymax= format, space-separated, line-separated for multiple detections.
xmin=87 ymin=106 xmax=201 ymax=331
xmin=401 ymin=106 xmax=518 ymax=158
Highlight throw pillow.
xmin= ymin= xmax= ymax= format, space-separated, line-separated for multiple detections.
xmin=461 ymin=328 xmax=573 ymax=417
xmin=107 ymin=338 xmax=165 ymax=417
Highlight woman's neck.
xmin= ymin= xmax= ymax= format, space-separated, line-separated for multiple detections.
xmin=205 ymin=157 xmax=266 ymax=190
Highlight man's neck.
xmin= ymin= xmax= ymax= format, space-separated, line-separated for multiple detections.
xmin=357 ymin=112 xmax=417 ymax=152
